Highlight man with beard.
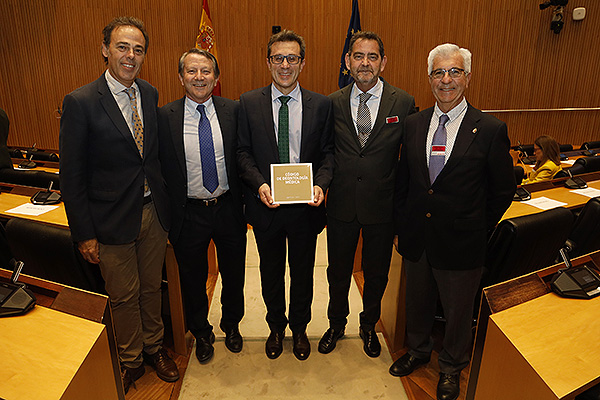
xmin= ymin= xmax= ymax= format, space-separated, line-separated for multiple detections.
xmin=319 ymin=31 xmax=415 ymax=358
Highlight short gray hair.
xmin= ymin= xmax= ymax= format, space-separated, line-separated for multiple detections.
xmin=427 ymin=43 xmax=472 ymax=75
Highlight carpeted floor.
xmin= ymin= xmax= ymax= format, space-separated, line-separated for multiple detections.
xmin=178 ymin=230 xmax=408 ymax=399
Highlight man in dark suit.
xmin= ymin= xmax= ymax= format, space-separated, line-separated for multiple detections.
xmin=158 ymin=49 xmax=246 ymax=365
xmin=319 ymin=31 xmax=415 ymax=358
xmin=237 ymin=30 xmax=334 ymax=361
xmin=390 ymin=43 xmax=515 ymax=400
xmin=59 ymin=17 xmax=178 ymax=392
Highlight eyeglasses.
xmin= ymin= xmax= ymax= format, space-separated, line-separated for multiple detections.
xmin=430 ymin=68 xmax=466 ymax=80
xmin=268 ymin=54 xmax=303 ymax=65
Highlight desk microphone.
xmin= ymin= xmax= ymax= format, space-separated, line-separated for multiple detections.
xmin=18 ymin=154 xmax=36 ymax=169
xmin=30 ymin=181 xmax=62 ymax=205
xmin=582 ymin=143 xmax=595 ymax=157
xmin=0 ymin=259 xmax=36 ymax=317
xmin=564 ymin=169 xmax=587 ymax=189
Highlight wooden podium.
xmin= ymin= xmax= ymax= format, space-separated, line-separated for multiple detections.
xmin=0 ymin=306 xmax=119 ymax=400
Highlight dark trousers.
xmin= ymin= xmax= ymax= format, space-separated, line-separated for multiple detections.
xmin=253 ymin=206 xmax=318 ymax=334
xmin=404 ymin=250 xmax=482 ymax=374
xmin=173 ymin=196 xmax=246 ymax=339
xmin=326 ymin=215 xmax=394 ymax=331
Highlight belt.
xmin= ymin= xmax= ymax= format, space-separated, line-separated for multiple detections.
xmin=143 ymin=195 xmax=153 ymax=205
xmin=187 ymin=191 xmax=230 ymax=207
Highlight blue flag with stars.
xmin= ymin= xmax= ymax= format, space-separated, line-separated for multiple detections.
xmin=338 ymin=0 xmax=362 ymax=89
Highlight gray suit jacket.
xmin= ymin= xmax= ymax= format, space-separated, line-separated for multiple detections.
xmin=327 ymin=80 xmax=416 ymax=224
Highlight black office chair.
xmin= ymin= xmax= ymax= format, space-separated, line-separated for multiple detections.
xmin=23 ymin=150 xmax=59 ymax=162
xmin=580 ymin=141 xmax=600 ymax=151
xmin=559 ymin=144 xmax=573 ymax=152
xmin=566 ymin=197 xmax=600 ymax=259
xmin=5 ymin=218 xmax=105 ymax=294
xmin=513 ymin=165 xmax=524 ymax=185
xmin=575 ymin=156 xmax=600 ymax=173
xmin=0 ymin=168 xmax=60 ymax=190
xmin=483 ymin=207 xmax=574 ymax=288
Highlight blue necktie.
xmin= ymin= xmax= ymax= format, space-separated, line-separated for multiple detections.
xmin=197 ymin=105 xmax=219 ymax=193
xmin=429 ymin=114 xmax=449 ymax=184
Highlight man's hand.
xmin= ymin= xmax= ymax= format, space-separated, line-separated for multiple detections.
xmin=78 ymin=238 xmax=100 ymax=264
xmin=393 ymin=235 xmax=399 ymax=252
xmin=308 ymin=185 xmax=324 ymax=207
xmin=258 ymin=183 xmax=279 ymax=208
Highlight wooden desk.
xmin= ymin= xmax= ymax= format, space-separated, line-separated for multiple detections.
xmin=12 ymin=162 xmax=60 ymax=173
xmin=0 ymin=191 xmax=188 ymax=355
xmin=502 ymin=179 xmax=600 ymax=220
xmin=0 ymin=305 xmax=119 ymax=400
xmin=474 ymin=293 xmax=600 ymax=399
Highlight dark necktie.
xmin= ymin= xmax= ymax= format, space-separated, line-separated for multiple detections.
xmin=357 ymin=92 xmax=373 ymax=148
xmin=197 ymin=104 xmax=219 ymax=193
xmin=278 ymin=96 xmax=291 ymax=163
xmin=429 ymin=114 xmax=450 ymax=184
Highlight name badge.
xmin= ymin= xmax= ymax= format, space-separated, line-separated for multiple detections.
xmin=386 ymin=116 xmax=399 ymax=124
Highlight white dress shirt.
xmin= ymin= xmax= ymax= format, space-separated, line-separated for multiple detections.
xmin=426 ymin=97 xmax=469 ymax=167
xmin=271 ymin=83 xmax=302 ymax=163
xmin=349 ymin=77 xmax=384 ymax=134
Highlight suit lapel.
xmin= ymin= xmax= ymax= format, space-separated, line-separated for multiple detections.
xmin=365 ymin=82 xmax=396 ymax=149
xmin=299 ymin=88 xmax=313 ymax=161
xmin=213 ymin=96 xmax=235 ymax=179
xmin=97 ymin=76 xmax=141 ymax=157
xmin=258 ymin=85 xmax=280 ymax=160
xmin=337 ymin=85 xmax=362 ymax=149
xmin=417 ymin=108 xmax=434 ymax=186
xmin=437 ymin=104 xmax=480 ymax=180
xmin=168 ymin=97 xmax=187 ymax=176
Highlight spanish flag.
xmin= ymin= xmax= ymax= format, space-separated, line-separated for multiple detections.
xmin=196 ymin=0 xmax=221 ymax=96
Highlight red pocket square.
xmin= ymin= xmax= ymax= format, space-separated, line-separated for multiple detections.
xmin=386 ymin=116 xmax=399 ymax=124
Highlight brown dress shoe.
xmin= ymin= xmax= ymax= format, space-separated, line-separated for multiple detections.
xmin=265 ymin=330 xmax=285 ymax=359
xmin=144 ymin=347 xmax=180 ymax=382
xmin=121 ymin=364 xmax=145 ymax=394
xmin=292 ymin=331 xmax=311 ymax=360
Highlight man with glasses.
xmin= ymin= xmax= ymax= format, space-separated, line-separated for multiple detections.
xmin=390 ymin=43 xmax=515 ymax=400
xmin=319 ymin=31 xmax=415 ymax=359
xmin=237 ymin=30 xmax=334 ymax=360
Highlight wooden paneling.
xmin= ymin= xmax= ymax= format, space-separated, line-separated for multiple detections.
xmin=0 ymin=0 xmax=598 ymax=149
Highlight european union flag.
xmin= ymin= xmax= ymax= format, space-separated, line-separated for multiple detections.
xmin=338 ymin=0 xmax=362 ymax=89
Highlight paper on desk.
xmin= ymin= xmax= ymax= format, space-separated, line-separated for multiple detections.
xmin=6 ymin=203 xmax=59 ymax=216
xmin=569 ymin=187 xmax=600 ymax=198
xmin=561 ymin=159 xmax=577 ymax=166
xmin=523 ymin=196 xmax=567 ymax=210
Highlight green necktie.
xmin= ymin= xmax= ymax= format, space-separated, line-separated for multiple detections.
xmin=278 ymin=96 xmax=291 ymax=163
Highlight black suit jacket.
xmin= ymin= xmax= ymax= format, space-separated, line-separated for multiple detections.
xmin=59 ymin=74 xmax=170 ymax=244
xmin=237 ymin=85 xmax=334 ymax=232
xmin=394 ymin=104 xmax=516 ymax=270
xmin=327 ymin=81 xmax=416 ymax=224
xmin=157 ymin=96 xmax=244 ymax=244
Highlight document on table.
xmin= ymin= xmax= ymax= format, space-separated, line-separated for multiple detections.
xmin=569 ymin=187 xmax=600 ymax=198
xmin=523 ymin=196 xmax=567 ymax=210
xmin=5 ymin=203 xmax=59 ymax=216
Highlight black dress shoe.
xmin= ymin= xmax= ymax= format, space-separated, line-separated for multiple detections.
xmin=359 ymin=327 xmax=381 ymax=358
xmin=318 ymin=327 xmax=345 ymax=354
xmin=221 ymin=325 xmax=243 ymax=353
xmin=265 ymin=331 xmax=285 ymax=359
xmin=292 ymin=331 xmax=310 ymax=360
xmin=389 ymin=352 xmax=430 ymax=377
xmin=437 ymin=373 xmax=460 ymax=400
xmin=195 ymin=332 xmax=215 ymax=364
xmin=121 ymin=363 xmax=145 ymax=394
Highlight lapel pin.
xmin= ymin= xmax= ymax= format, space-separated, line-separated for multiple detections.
xmin=472 ymin=128 xmax=477 ymax=134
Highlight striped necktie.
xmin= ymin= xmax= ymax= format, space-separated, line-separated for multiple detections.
xmin=429 ymin=114 xmax=449 ymax=184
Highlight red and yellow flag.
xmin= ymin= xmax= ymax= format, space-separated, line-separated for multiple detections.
xmin=195 ymin=0 xmax=221 ymax=96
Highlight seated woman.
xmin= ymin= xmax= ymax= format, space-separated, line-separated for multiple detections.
xmin=522 ymin=135 xmax=562 ymax=184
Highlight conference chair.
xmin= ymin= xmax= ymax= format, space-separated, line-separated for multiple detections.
xmin=559 ymin=144 xmax=573 ymax=152
xmin=0 ymin=168 xmax=60 ymax=190
xmin=580 ymin=141 xmax=600 ymax=151
xmin=5 ymin=218 xmax=105 ymax=294
xmin=483 ymin=207 xmax=574 ymax=288
xmin=565 ymin=197 xmax=600 ymax=259
xmin=23 ymin=150 xmax=59 ymax=162
xmin=575 ymin=156 xmax=600 ymax=174
xmin=513 ymin=165 xmax=524 ymax=184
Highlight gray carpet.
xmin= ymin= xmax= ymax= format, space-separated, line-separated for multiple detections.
xmin=179 ymin=230 xmax=408 ymax=399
